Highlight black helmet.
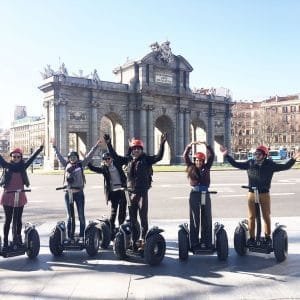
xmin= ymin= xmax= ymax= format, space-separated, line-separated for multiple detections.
xmin=67 ymin=151 xmax=79 ymax=159
xmin=102 ymin=152 xmax=111 ymax=160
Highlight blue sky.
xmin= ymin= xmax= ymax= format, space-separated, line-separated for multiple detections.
xmin=0 ymin=0 xmax=299 ymax=128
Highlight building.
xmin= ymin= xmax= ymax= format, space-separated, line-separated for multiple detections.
xmin=10 ymin=116 xmax=45 ymax=157
xmin=39 ymin=41 xmax=232 ymax=168
xmin=0 ymin=129 xmax=10 ymax=157
xmin=231 ymin=94 xmax=300 ymax=155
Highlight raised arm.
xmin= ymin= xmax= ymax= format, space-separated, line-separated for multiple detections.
xmin=147 ymin=133 xmax=167 ymax=164
xmin=24 ymin=145 xmax=44 ymax=168
xmin=81 ymin=138 xmax=101 ymax=167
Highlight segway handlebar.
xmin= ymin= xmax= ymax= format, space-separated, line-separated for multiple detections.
xmin=241 ymin=185 xmax=257 ymax=190
xmin=6 ymin=189 xmax=31 ymax=193
xmin=56 ymin=186 xmax=68 ymax=191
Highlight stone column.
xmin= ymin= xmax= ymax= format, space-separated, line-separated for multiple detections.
xmin=184 ymin=109 xmax=191 ymax=147
xmin=177 ymin=108 xmax=185 ymax=159
xmin=91 ymin=100 xmax=99 ymax=145
xmin=58 ymin=99 xmax=68 ymax=156
xmin=224 ymin=103 xmax=231 ymax=154
xmin=140 ymin=106 xmax=147 ymax=151
xmin=148 ymin=105 xmax=154 ymax=155
xmin=207 ymin=103 xmax=215 ymax=148
xmin=128 ymin=108 xmax=135 ymax=139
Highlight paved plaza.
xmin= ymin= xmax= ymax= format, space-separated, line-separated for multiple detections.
xmin=0 ymin=171 xmax=300 ymax=299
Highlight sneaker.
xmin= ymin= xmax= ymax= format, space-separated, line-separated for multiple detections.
xmin=137 ymin=240 xmax=145 ymax=252
xmin=247 ymin=238 xmax=255 ymax=247
xmin=1 ymin=242 xmax=9 ymax=253
xmin=192 ymin=243 xmax=202 ymax=251
xmin=264 ymin=236 xmax=272 ymax=246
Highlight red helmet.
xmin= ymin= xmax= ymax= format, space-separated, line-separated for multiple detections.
xmin=194 ymin=152 xmax=206 ymax=161
xmin=256 ymin=145 xmax=269 ymax=156
xmin=10 ymin=148 xmax=23 ymax=156
xmin=130 ymin=139 xmax=144 ymax=149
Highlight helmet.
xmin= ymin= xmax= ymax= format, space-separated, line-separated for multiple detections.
xmin=10 ymin=148 xmax=23 ymax=156
xmin=67 ymin=151 xmax=79 ymax=159
xmin=256 ymin=145 xmax=269 ymax=156
xmin=102 ymin=152 xmax=111 ymax=160
xmin=194 ymin=152 xmax=206 ymax=161
xmin=130 ymin=139 xmax=144 ymax=149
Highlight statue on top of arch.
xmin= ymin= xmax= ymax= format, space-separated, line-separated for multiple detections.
xmin=150 ymin=40 xmax=173 ymax=64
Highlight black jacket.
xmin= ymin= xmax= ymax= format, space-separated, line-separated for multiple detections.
xmin=226 ymin=155 xmax=296 ymax=193
xmin=0 ymin=146 xmax=44 ymax=188
xmin=107 ymin=141 xmax=165 ymax=193
xmin=88 ymin=162 xmax=127 ymax=203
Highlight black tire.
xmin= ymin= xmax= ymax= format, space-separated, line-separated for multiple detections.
xmin=273 ymin=229 xmax=288 ymax=262
xmin=178 ymin=229 xmax=189 ymax=261
xmin=99 ymin=222 xmax=111 ymax=249
xmin=85 ymin=226 xmax=100 ymax=257
xmin=216 ymin=228 xmax=228 ymax=261
xmin=49 ymin=228 xmax=63 ymax=256
xmin=144 ymin=233 xmax=166 ymax=266
xmin=113 ymin=232 xmax=127 ymax=260
xmin=26 ymin=229 xmax=40 ymax=259
xmin=234 ymin=225 xmax=247 ymax=256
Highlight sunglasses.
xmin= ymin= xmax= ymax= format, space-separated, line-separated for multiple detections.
xmin=104 ymin=157 xmax=111 ymax=161
xmin=12 ymin=155 xmax=21 ymax=159
xmin=132 ymin=147 xmax=142 ymax=151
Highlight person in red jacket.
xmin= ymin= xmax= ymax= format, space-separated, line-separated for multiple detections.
xmin=183 ymin=141 xmax=215 ymax=250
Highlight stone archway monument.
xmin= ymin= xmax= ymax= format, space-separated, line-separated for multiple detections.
xmin=39 ymin=41 xmax=232 ymax=168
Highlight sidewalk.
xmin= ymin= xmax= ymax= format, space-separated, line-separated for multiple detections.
xmin=0 ymin=217 xmax=300 ymax=299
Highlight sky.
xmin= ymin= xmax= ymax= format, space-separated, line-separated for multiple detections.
xmin=0 ymin=0 xmax=299 ymax=128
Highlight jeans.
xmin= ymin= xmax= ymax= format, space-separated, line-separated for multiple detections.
xmin=189 ymin=191 xmax=212 ymax=247
xmin=109 ymin=190 xmax=127 ymax=229
xmin=129 ymin=191 xmax=148 ymax=242
xmin=65 ymin=190 xmax=85 ymax=238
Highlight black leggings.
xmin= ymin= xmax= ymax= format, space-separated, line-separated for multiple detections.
xmin=3 ymin=205 xmax=24 ymax=243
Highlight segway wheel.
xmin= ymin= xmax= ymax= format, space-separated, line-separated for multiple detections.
xmin=113 ymin=232 xmax=127 ymax=260
xmin=234 ymin=225 xmax=247 ymax=256
xmin=49 ymin=228 xmax=63 ymax=256
xmin=273 ymin=229 xmax=288 ymax=262
xmin=178 ymin=228 xmax=189 ymax=261
xmin=99 ymin=222 xmax=111 ymax=249
xmin=216 ymin=228 xmax=228 ymax=261
xmin=26 ymin=229 xmax=40 ymax=259
xmin=144 ymin=233 xmax=166 ymax=266
xmin=86 ymin=226 xmax=100 ymax=257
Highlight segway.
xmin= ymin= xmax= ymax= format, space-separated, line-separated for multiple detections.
xmin=96 ymin=215 xmax=113 ymax=249
xmin=113 ymin=189 xmax=166 ymax=266
xmin=234 ymin=185 xmax=288 ymax=262
xmin=178 ymin=189 xmax=228 ymax=261
xmin=49 ymin=186 xmax=101 ymax=257
xmin=0 ymin=189 xmax=40 ymax=259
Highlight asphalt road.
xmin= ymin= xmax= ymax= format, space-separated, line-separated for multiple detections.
xmin=17 ymin=168 xmax=300 ymax=223
xmin=0 ymin=169 xmax=299 ymax=299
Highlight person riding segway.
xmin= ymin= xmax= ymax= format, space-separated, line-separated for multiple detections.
xmin=178 ymin=141 xmax=228 ymax=261
xmin=88 ymin=151 xmax=127 ymax=248
xmin=49 ymin=139 xmax=102 ymax=257
xmin=104 ymin=133 xmax=167 ymax=265
xmin=220 ymin=144 xmax=300 ymax=262
xmin=0 ymin=146 xmax=43 ymax=258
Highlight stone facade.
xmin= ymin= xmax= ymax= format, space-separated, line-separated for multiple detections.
xmin=39 ymin=42 xmax=232 ymax=167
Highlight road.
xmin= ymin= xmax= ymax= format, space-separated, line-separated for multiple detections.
xmin=0 ymin=169 xmax=299 ymax=299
